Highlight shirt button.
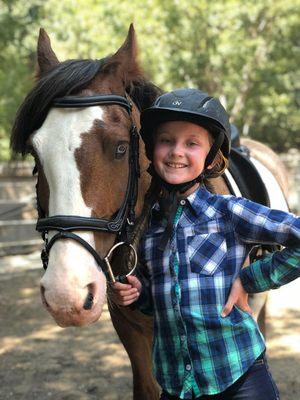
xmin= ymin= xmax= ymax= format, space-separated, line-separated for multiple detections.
xmin=180 ymin=199 xmax=186 ymax=206
xmin=185 ymin=364 xmax=192 ymax=371
xmin=180 ymin=335 xmax=186 ymax=341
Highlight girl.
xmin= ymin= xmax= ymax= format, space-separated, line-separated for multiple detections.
xmin=112 ymin=88 xmax=300 ymax=400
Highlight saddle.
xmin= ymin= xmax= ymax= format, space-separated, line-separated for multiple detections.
xmin=225 ymin=143 xmax=270 ymax=207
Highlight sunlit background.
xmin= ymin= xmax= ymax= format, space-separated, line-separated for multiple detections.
xmin=0 ymin=0 xmax=299 ymax=160
xmin=0 ymin=1 xmax=299 ymax=399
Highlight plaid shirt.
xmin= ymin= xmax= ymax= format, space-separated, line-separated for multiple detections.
xmin=138 ymin=186 xmax=300 ymax=398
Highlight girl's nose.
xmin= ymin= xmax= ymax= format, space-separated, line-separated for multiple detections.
xmin=170 ymin=143 xmax=184 ymax=157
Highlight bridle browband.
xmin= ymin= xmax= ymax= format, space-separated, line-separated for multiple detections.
xmin=36 ymin=94 xmax=140 ymax=282
xmin=52 ymin=95 xmax=133 ymax=111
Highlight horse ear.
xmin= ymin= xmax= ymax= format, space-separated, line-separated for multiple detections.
xmin=36 ymin=28 xmax=59 ymax=78
xmin=103 ymin=23 xmax=142 ymax=85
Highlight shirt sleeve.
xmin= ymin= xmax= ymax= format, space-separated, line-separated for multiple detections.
xmin=228 ymin=197 xmax=300 ymax=247
xmin=239 ymin=247 xmax=300 ymax=293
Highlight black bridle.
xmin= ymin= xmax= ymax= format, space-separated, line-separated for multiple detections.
xmin=36 ymin=94 xmax=140 ymax=282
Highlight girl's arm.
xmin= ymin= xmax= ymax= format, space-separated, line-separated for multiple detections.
xmin=111 ymin=276 xmax=142 ymax=306
xmin=239 ymin=247 xmax=300 ymax=293
xmin=228 ymin=197 xmax=300 ymax=247
xmin=111 ymin=268 xmax=154 ymax=315
xmin=222 ymin=248 xmax=300 ymax=315
xmin=227 ymin=198 xmax=300 ymax=292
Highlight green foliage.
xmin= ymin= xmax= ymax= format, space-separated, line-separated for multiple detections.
xmin=0 ymin=0 xmax=44 ymax=159
xmin=0 ymin=0 xmax=299 ymax=160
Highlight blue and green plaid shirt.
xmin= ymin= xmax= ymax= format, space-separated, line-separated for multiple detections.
xmin=138 ymin=186 xmax=300 ymax=398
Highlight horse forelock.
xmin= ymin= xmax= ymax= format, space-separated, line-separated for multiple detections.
xmin=11 ymin=58 xmax=107 ymax=155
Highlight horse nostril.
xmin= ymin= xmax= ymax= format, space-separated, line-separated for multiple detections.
xmin=40 ymin=285 xmax=50 ymax=309
xmin=83 ymin=283 xmax=95 ymax=310
xmin=83 ymin=292 xmax=94 ymax=310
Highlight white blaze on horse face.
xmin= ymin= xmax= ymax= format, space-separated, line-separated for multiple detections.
xmin=32 ymin=107 xmax=106 ymax=320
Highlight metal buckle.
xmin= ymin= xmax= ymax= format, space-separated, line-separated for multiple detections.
xmin=104 ymin=242 xmax=137 ymax=283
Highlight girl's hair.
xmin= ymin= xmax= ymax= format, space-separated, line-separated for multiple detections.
xmin=205 ymin=149 xmax=229 ymax=179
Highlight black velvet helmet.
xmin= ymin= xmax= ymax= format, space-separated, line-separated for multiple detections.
xmin=140 ymin=88 xmax=231 ymax=166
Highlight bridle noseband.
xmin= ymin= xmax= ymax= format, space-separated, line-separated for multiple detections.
xmin=36 ymin=94 xmax=140 ymax=283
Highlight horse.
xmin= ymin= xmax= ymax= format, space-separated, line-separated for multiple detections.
xmin=11 ymin=25 xmax=290 ymax=400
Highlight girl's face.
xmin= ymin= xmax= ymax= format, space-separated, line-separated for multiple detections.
xmin=153 ymin=120 xmax=212 ymax=186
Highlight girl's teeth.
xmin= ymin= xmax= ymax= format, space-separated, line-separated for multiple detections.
xmin=167 ymin=163 xmax=186 ymax=168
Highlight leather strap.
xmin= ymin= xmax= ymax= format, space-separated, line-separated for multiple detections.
xmin=52 ymin=95 xmax=132 ymax=113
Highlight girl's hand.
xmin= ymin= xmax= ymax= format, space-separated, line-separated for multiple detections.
xmin=221 ymin=276 xmax=253 ymax=317
xmin=111 ymin=275 xmax=142 ymax=306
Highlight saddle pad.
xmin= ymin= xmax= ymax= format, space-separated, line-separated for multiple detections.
xmin=223 ymin=169 xmax=242 ymax=197
xmin=250 ymin=157 xmax=289 ymax=212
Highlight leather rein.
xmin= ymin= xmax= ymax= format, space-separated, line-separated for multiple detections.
xmin=36 ymin=94 xmax=140 ymax=283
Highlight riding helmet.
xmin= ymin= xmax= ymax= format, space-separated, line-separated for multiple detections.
xmin=140 ymin=88 xmax=231 ymax=165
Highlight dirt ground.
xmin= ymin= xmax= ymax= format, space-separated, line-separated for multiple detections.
xmin=0 ymin=252 xmax=299 ymax=400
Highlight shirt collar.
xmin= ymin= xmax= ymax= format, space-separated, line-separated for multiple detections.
xmin=152 ymin=185 xmax=212 ymax=216
xmin=185 ymin=185 xmax=213 ymax=217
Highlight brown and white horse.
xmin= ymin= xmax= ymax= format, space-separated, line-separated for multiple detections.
xmin=11 ymin=25 xmax=289 ymax=400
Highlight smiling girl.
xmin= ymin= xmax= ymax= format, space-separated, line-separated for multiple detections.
xmin=112 ymin=88 xmax=300 ymax=400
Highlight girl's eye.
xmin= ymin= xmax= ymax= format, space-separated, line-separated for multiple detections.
xmin=159 ymin=138 xmax=170 ymax=144
xmin=115 ymin=143 xmax=127 ymax=159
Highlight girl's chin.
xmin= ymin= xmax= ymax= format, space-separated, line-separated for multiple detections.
xmin=164 ymin=176 xmax=198 ymax=185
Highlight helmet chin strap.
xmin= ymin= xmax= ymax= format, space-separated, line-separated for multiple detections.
xmin=204 ymin=130 xmax=224 ymax=169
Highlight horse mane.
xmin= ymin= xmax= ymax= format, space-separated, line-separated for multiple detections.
xmin=11 ymin=57 xmax=162 ymax=156
xmin=127 ymin=79 xmax=163 ymax=112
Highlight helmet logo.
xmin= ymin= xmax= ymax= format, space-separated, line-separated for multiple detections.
xmin=172 ymin=100 xmax=182 ymax=106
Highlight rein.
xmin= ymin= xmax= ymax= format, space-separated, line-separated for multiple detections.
xmin=36 ymin=94 xmax=140 ymax=283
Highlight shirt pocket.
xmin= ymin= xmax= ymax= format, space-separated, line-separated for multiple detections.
xmin=187 ymin=232 xmax=227 ymax=275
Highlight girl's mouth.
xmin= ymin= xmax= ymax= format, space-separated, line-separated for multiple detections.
xmin=165 ymin=162 xmax=187 ymax=169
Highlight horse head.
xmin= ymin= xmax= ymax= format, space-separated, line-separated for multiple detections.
xmin=11 ymin=25 xmax=160 ymax=327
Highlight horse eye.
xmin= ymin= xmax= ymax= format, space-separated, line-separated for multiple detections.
xmin=115 ymin=143 xmax=127 ymax=159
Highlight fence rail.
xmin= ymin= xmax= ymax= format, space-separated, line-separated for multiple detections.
xmin=0 ymin=161 xmax=41 ymax=256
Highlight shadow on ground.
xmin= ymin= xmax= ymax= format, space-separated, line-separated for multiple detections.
xmin=0 ymin=267 xmax=132 ymax=400
xmin=1 ymin=256 xmax=300 ymax=400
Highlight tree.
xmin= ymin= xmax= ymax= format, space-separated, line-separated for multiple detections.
xmin=0 ymin=0 xmax=299 ymax=159
xmin=0 ymin=0 xmax=43 ymax=158
xmin=157 ymin=0 xmax=300 ymax=150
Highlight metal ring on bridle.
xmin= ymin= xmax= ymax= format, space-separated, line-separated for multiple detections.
xmin=104 ymin=242 xmax=138 ymax=283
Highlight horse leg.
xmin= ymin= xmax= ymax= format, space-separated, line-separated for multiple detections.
xmin=108 ymin=302 xmax=160 ymax=400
